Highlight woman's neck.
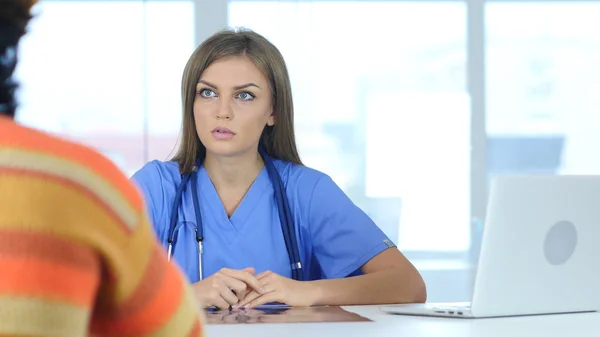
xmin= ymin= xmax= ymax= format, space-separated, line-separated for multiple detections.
xmin=203 ymin=150 xmax=264 ymax=191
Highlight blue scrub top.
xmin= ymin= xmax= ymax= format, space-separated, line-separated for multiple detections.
xmin=131 ymin=159 xmax=395 ymax=283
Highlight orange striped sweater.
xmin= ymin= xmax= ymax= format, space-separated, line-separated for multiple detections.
xmin=0 ymin=116 xmax=205 ymax=337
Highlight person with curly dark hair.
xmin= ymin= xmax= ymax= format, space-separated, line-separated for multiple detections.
xmin=0 ymin=1 xmax=205 ymax=336
xmin=0 ymin=0 xmax=34 ymax=117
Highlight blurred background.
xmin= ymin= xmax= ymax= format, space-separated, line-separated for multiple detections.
xmin=14 ymin=0 xmax=600 ymax=302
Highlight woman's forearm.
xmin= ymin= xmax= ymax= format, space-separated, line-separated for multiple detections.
xmin=306 ymin=268 xmax=427 ymax=306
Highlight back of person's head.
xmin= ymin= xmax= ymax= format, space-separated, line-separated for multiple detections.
xmin=0 ymin=0 xmax=36 ymax=118
xmin=174 ymin=27 xmax=302 ymax=173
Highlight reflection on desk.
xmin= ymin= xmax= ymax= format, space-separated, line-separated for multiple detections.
xmin=205 ymin=305 xmax=371 ymax=324
xmin=204 ymin=305 xmax=600 ymax=337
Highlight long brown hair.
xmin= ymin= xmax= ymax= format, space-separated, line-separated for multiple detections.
xmin=172 ymin=27 xmax=302 ymax=174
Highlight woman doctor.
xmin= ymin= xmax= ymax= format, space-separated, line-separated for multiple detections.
xmin=132 ymin=28 xmax=426 ymax=310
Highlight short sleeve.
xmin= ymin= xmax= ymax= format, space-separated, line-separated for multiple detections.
xmin=308 ymin=175 xmax=395 ymax=279
xmin=131 ymin=161 xmax=166 ymax=239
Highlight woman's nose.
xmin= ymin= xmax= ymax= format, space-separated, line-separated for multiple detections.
xmin=216 ymin=99 xmax=233 ymax=119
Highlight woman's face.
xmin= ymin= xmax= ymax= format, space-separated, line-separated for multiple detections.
xmin=194 ymin=55 xmax=274 ymax=159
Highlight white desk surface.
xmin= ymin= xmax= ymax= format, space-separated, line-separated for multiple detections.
xmin=205 ymin=305 xmax=600 ymax=337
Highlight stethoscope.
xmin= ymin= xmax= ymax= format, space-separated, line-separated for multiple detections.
xmin=167 ymin=147 xmax=304 ymax=281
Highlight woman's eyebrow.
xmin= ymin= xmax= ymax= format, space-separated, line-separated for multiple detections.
xmin=197 ymin=79 xmax=261 ymax=90
xmin=233 ymin=83 xmax=261 ymax=90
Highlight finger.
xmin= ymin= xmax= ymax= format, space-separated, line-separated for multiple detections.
xmin=234 ymin=288 xmax=249 ymax=302
xmin=242 ymin=267 xmax=255 ymax=274
xmin=221 ymin=268 xmax=264 ymax=294
xmin=236 ymin=281 xmax=277 ymax=309
xmin=209 ymin=276 xmax=242 ymax=308
xmin=235 ymin=290 xmax=261 ymax=309
xmin=255 ymin=270 xmax=273 ymax=280
xmin=221 ymin=267 xmax=254 ymax=276
xmin=211 ymin=295 xmax=231 ymax=311
xmin=220 ymin=275 xmax=254 ymax=302
xmin=219 ymin=286 xmax=240 ymax=306
xmin=233 ymin=274 xmax=271 ymax=308
xmin=245 ymin=291 xmax=280 ymax=309
xmin=220 ymin=276 xmax=248 ymax=295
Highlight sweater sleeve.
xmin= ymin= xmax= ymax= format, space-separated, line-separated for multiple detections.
xmin=88 ymin=209 xmax=205 ymax=337
xmin=0 ymin=210 xmax=205 ymax=337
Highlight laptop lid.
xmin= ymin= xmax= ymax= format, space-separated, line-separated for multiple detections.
xmin=471 ymin=175 xmax=600 ymax=317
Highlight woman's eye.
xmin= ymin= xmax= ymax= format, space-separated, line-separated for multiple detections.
xmin=237 ymin=92 xmax=255 ymax=101
xmin=199 ymin=89 xmax=216 ymax=98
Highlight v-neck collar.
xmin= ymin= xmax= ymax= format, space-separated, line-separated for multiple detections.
xmin=197 ymin=165 xmax=271 ymax=232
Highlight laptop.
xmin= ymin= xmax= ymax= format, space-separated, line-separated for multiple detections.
xmin=381 ymin=175 xmax=600 ymax=318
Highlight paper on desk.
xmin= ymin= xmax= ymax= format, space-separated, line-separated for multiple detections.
xmin=205 ymin=305 xmax=372 ymax=324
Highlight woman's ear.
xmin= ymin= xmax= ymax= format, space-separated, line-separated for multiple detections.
xmin=267 ymin=115 xmax=275 ymax=126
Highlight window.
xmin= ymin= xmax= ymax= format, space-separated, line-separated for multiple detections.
xmin=14 ymin=0 xmax=195 ymax=176
xmin=486 ymin=2 xmax=600 ymax=177
xmin=229 ymin=1 xmax=470 ymax=253
xmin=16 ymin=0 xmax=600 ymax=303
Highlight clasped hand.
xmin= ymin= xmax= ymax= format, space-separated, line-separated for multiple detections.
xmin=191 ymin=267 xmax=313 ymax=310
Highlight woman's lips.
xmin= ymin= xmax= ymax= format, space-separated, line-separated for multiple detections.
xmin=212 ymin=127 xmax=235 ymax=140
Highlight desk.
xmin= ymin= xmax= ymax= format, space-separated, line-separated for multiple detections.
xmin=205 ymin=305 xmax=600 ymax=336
